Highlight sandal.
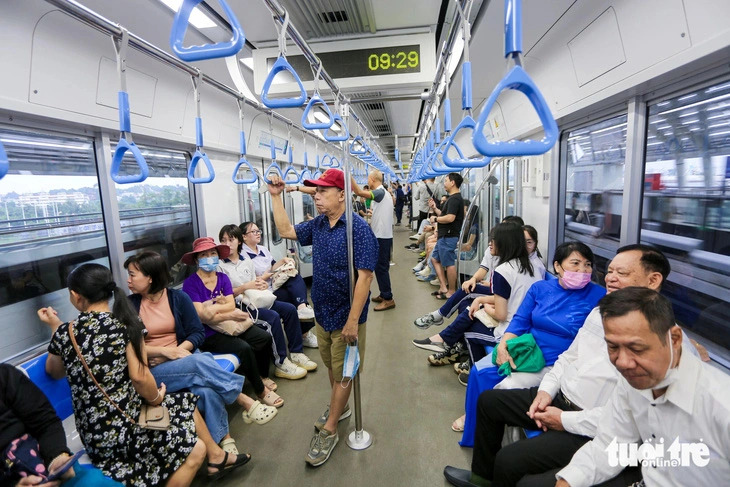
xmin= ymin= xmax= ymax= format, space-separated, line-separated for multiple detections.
xmin=260 ymin=390 xmax=284 ymax=408
xmin=207 ymin=451 xmax=251 ymax=480
xmin=262 ymin=377 xmax=278 ymax=392
xmin=435 ymin=292 xmax=448 ymax=300
xmin=242 ymin=400 xmax=278 ymax=425
xmin=451 ymin=415 xmax=465 ymax=432
xmin=218 ymin=438 xmax=238 ymax=455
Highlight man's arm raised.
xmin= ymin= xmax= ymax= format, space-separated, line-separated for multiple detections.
xmin=267 ymin=174 xmax=298 ymax=240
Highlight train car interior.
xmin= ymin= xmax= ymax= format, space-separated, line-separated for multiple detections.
xmin=1 ymin=0 xmax=729 ymax=485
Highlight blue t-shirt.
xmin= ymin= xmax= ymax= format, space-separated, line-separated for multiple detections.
xmin=182 ymin=272 xmax=234 ymax=338
xmin=505 ymin=279 xmax=606 ymax=364
xmin=295 ymin=212 xmax=378 ymax=331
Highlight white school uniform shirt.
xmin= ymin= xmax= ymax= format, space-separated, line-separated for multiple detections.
xmin=218 ymin=255 xmax=257 ymax=304
xmin=529 ymin=252 xmax=546 ymax=279
xmin=479 ymin=250 xmax=497 ymax=283
xmin=540 ymin=307 xmax=702 ymax=438
xmin=490 ymin=259 xmax=543 ymax=339
xmin=556 ymin=346 xmax=729 ymax=487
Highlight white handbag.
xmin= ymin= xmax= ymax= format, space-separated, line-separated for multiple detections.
xmin=242 ymin=288 xmax=276 ymax=309
xmin=271 ymin=261 xmax=298 ymax=291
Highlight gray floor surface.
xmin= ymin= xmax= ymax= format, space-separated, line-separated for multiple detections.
xmin=193 ymin=224 xmax=471 ymax=486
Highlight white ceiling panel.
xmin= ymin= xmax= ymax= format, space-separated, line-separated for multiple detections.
xmin=370 ymin=0 xmax=443 ymax=31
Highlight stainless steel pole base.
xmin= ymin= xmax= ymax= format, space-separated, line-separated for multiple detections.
xmin=347 ymin=428 xmax=373 ymax=450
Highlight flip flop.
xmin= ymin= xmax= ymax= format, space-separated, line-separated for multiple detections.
xmin=435 ymin=292 xmax=448 ymax=300
xmin=207 ymin=451 xmax=251 ymax=480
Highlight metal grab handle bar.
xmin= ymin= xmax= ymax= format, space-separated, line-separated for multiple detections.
xmin=110 ymin=29 xmax=149 ymax=184
xmin=263 ymin=139 xmax=284 ymax=183
xmin=188 ymin=117 xmax=215 ymax=183
xmin=323 ymin=113 xmax=349 ymax=142
xmin=472 ymin=0 xmax=557 ymax=157
xmin=301 ymin=94 xmax=334 ymax=129
xmin=0 ymin=141 xmax=7 ymax=179
xmin=170 ymin=0 xmax=245 ymax=62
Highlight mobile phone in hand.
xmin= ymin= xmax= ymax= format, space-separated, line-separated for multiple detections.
xmin=44 ymin=449 xmax=85 ymax=482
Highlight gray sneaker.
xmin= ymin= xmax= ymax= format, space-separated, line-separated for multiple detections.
xmin=414 ymin=312 xmax=444 ymax=329
xmin=314 ymin=403 xmax=351 ymax=431
xmin=305 ymin=428 xmax=339 ymax=467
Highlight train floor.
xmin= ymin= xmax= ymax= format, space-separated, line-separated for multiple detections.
xmin=193 ymin=224 xmax=471 ymax=486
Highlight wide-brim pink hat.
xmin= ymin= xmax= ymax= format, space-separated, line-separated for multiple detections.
xmin=182 ymin=237 xmax=230 ymax=265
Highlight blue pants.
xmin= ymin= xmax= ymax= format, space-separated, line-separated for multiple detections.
xmin=274 ymin=274 xmax=308 ymax=307
xmin=150 ymin=351 xmax=244 ymax=444
xmin=439 ymin=308 xmax=498 ymax=360
xmin=375 ymin=237 xmax=393 ymax=300
xmin=438 ymin=284 xmax=492 ymax=318
xmin=253 ymin=300 xmax=304 ymax=365
xmin=461 ymin=363 xmax=503 ymax=448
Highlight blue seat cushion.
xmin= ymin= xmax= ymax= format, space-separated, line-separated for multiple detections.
xmin=21 ymin=353 xmax=73 ymax=420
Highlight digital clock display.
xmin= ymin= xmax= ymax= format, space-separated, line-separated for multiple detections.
xmin=267 ymin=45 xmax=421 ymax=80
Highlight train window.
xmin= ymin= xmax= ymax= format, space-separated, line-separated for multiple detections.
xmin=563 ymin=113 xmax=628 ymax=275
xmin=0 ymin=127 xmax=109 ymax=362
xmin=642 ymin=80 xmax=730 ymax=357
xmin=296 ymin=193 xmax=315 ymax=263
xmin=112 ymin=145 xmax=195 ymax=286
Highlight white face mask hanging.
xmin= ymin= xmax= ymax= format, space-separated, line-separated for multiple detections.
xmin=341 ymin=341 xmax=360 ymax=388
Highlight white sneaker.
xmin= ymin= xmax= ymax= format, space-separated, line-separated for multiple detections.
xmin=291 ymin=352 xmax=318 ymax=371
xmin=417 ymin=268 xmax=431 ymax=278
xmin=297 ymin=305 xmax=315 ymax=321
xmin=274 ymin=357 xmax=307 ymax=379
xmin=412 ymin=263 xmax=425 ymax=273
xmin=302 ymin=330 xmax=319 ymax=348
xmin=430 ymin=278 xmax=441 ymax=286
xmin=409 ymin=234 xmax=421 ymax=240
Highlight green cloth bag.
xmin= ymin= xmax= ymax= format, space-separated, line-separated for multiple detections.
xmin=492 ymin=333 xmax=546 ymax=377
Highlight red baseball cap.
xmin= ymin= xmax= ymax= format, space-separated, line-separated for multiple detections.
xmin=303 ymin=168 xmax=344 ymax=190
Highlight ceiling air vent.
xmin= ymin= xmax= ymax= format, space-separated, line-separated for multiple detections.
xmin=319 ymin=10 xmax=349 ymax=23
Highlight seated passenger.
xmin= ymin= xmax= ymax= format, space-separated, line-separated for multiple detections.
xmin=181 ymin=238 xmax=307 ymax=384
xmin=458 ymin=241 xmax=605 ymax=445
xmin=218 ymin=224 xmax=318 ymax=366
xmin=0 ymin=363 xmax=76 ymax=486
xmin=444 ymin=244 xmax=700 ymax=487
xmin=238 ymin=221 xmax=315 ymax=321
xmin=125 ymin=251 xmax=279 ymax=452
xmin=39 ymin=263 xmax=250 ymax=485
xmin=523 ymin=224 xmax=546 ymax=278
xmin=555 ymin=288 xmax=730 ymax=487
xmin=412 ymin=222 xmax=542 ymax=369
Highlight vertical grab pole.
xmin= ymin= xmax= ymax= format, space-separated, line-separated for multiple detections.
xmin=341 ymin=101 xmax=372 ymax=451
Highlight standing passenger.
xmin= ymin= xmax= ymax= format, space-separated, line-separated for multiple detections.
xmin=352 ymin=171 xmax=396 ymax=311
xmin=267 ymin=169 xmax=378 ymax=467
xmin=430 ymin=173 xmax=465 ymax=299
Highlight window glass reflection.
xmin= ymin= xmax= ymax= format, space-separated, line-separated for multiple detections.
xmin=113 ymin=145 xmax=194 ymax=286
xmin=563 ymin=114 xmax=628 ymax=254
xmin=0 ymin=127 xmax=109 ymax=361
xmin=642 ymin=80 xmax=730 ymax=357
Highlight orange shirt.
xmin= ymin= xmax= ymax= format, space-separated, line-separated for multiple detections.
xmin=140 ymin=289 xmax=177 ymax=348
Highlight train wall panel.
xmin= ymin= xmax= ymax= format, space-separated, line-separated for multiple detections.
xmin=195 ymin=149 xmax=246 ymax=239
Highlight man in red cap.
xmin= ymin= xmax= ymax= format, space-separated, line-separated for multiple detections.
xmin=267 ymin=169 xmax=378 ymax=467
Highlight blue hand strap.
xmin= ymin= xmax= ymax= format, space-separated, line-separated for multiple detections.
xmin=350 ymin=135 xmax=368 ymax=155
xmin=473 ymin=66 xmax=558 ymax=157
xmin=443 ymin=116 xmax=490 ymax=168
xmin=444 ymin=98 xmax=452 ymax=133
xmin=0 ymin=141 xmax=7 ymax=179
xmin=320 ymin=154 xmax=332 ymax=168
xmin=461 ymin=62 xmax=472 ymax=110
xmin=263 ymin=139 xmax=284 ymax=183
xmin=188 ymin=150 xmax=215 ymax=183
xmin=170 ymin=0 xmax=245 ymax=62
xmin=283 ymin=144 xmax=300 ymax=184
xmin=504 ymin=0 xmax=522 ymax=57
xmin=232 ymin=157 xmax=257 ymax=184
xmin=323 ymin=114 xmax=349 ymax=141
xmin=301 ymin=94 xmax=334 ymax=129
xmin=111 ymin=91 xmax=149 ymax=184
xmin=329 ymin=156 xmax=341 ymax=168
xmin=261 ymin=56 xmax=306 ymax=109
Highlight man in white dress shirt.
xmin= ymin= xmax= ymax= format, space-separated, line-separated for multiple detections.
xmin=556 ymin=287 xmax=730 ymax=487
xmin=443 ymin=244 xmax=705 ymax=487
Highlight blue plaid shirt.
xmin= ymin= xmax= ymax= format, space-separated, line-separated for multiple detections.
xmin=295 ymin=212 xmax=378 ymax=331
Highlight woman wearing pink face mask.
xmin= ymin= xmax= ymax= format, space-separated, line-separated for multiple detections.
xmin=459 ymin=241 xmax=606 ymax=446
